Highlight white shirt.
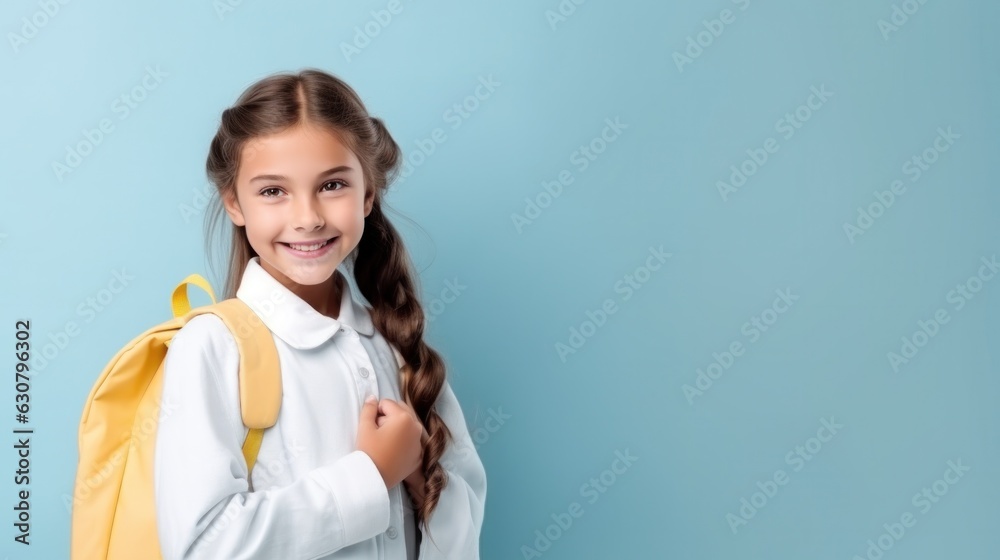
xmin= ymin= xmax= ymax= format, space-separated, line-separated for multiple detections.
xmin=154 ymin=256 xmax=487 ymax=559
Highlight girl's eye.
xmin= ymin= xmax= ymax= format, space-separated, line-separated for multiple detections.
xmin=259 ymin=181 xmax=345 ymax=198
xmin=260 ymin=179 xmax=347 ymax=198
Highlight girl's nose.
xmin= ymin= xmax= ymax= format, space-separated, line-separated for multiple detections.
xmin=293 ymin=198 xmax=324 ymax=231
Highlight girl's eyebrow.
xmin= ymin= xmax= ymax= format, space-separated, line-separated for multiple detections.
xmin=249 ymin=165 xmax=354 ymax=183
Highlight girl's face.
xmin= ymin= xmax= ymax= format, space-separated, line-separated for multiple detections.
xmin=223 ymin=122 xmax=374 ymax=306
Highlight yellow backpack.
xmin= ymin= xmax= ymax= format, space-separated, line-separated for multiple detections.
xmin=70 ymin=273 xmax=282 ymax=559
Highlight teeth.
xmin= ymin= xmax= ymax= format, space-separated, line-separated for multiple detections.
xmin=288 ymin=239 xmax=328 ymax=251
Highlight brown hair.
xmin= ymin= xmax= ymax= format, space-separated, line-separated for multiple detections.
xmin=201 ymin=68 xmax=452 ymax=537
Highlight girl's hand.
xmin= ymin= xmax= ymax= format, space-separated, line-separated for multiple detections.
xmin=376 ymin=397 xmax=430 ymax=446
xmin=391 ymin=399 xmax=431 ymax=508
xmin=377 ymin=398 xmax=430 ymax=505
xmin=356 ymin=397 xmax=424 ymax=490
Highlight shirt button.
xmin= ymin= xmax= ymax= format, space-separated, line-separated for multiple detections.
xmin=359 ymin=367 xmax=370 ymax=378
xmin=386 ymin=526 xmax=398 ymax=539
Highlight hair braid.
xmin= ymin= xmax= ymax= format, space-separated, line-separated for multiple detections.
xmin=352 ymin=116 xmax=453 ymax=544
xmin=354 ymin=201 xmax=452 ymax=544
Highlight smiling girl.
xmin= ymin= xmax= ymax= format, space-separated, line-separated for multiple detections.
xmin=152 ymin=68 xmax=486 ymax=559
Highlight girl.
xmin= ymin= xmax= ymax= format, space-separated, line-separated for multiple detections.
xmin=153 ymin=68 xmax=487 ymax=559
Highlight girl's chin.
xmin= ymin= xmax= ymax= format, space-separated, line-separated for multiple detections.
xmin=282 ymin=263 xmax=341 ymax=283
xmin=260 ymin=255 xmax=341 ymax=285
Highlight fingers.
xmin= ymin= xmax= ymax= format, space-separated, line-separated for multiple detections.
xmin=360 ymin=395 xmax=379 ymax=425
xmin=377 ymin=398 xmax=407 ymax=415
xmin=379 ymin=397 xmax=420 ymax=419
xmin=376 ymin=397 xmax=425 ymax=446
xmin=380 ymin=398 xmax=428 ymax=442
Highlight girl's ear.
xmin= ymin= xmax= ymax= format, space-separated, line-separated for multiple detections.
xmin=363 ymin=188 xmax=375 ymax=218
xmin=222 ymin=190 xmax=246 ymax=227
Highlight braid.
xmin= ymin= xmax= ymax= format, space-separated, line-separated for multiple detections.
xmin=354 ymin=117 xmax=452 ymax=547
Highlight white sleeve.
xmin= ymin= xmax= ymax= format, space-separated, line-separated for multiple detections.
xmin=153 ymin=314 xmax=391 ymax=560
xmin=417 ymin=380 xmax=488 ymax=559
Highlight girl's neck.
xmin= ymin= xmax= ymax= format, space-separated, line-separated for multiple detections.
xmin=256 ymin=257 xmax=343 ymax=319
xmin=288 ymin=271 xmax=342 ymax=319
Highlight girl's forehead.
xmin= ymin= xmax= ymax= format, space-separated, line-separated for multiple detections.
xmin=245 ymin=123 xmax=349 ymax=152
xmin=239 ymin=126 xmax=360 ymax=172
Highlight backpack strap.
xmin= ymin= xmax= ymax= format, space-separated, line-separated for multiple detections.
xmin=172 ymin=275 xmax=281 ymax=478
xmin=241 ymin=429 xmax=266 ymax=474
xmin=207 ymin=299 xmax=281 ymax=476
xmin=207 ymin=299 xmax=282 ymax=428
xmin=171 ymin=273 xmax=218 ymax=317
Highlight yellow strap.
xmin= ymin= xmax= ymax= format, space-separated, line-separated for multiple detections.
xmin=242 ymin=428 xmax=265 ymax=475
xmin=171 ymin=274 xmax=218 ymax=317
xmin=171 ymin=274 xmax=278 ymax=479
xmin=210 ymin=299 xmax=282 ymax=429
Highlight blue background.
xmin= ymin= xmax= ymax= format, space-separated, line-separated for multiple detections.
xmin=2 ymin=0 xmax=998 ymax=558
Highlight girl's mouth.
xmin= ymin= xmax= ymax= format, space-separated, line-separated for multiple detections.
xmin=280 ymin=237 xmax=338 ymax=259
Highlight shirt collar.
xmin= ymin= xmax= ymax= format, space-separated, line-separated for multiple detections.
xmin=236 ymin=257 xmax=375 ymax=349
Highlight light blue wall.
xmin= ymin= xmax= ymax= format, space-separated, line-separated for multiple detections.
xmin=1 ymin=0 xmax=997 ymax=558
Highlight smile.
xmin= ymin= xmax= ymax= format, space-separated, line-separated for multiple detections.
xmin=279 ymin=237 xmax=338 ymax=258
